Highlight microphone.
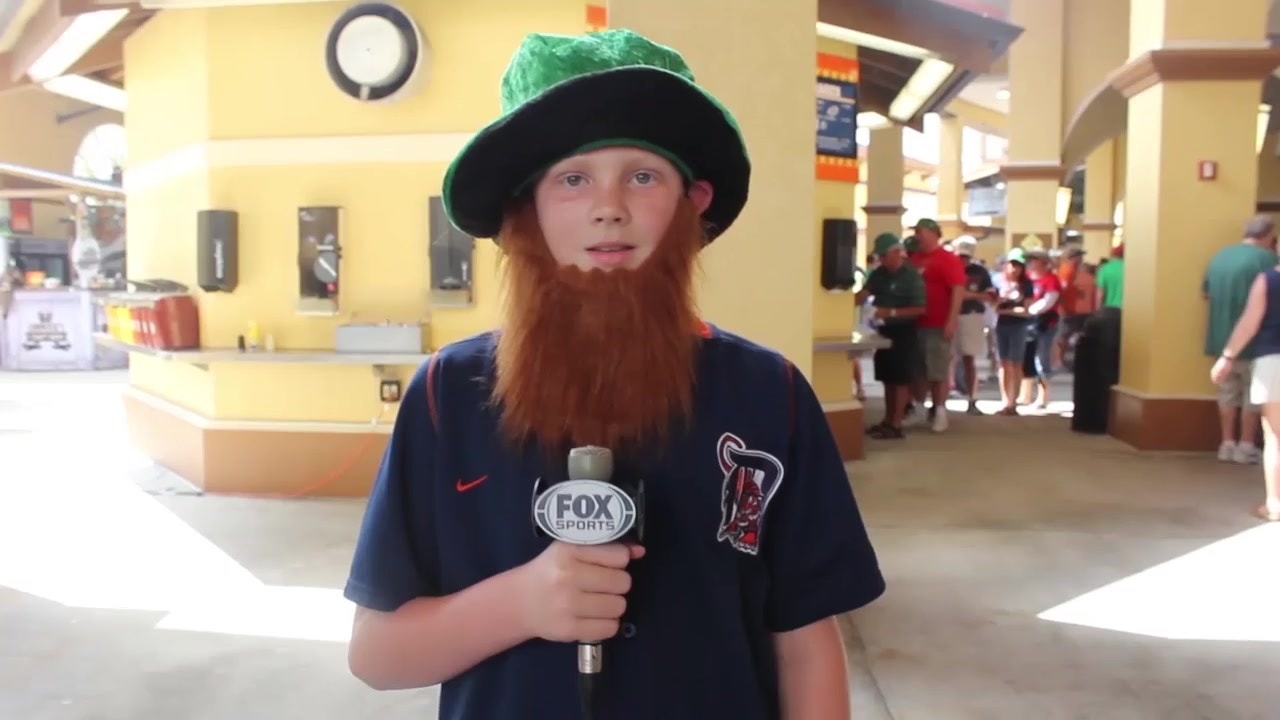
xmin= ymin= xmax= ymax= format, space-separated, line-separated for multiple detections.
xmin=531 ymin=446 xmax=645 ymax=720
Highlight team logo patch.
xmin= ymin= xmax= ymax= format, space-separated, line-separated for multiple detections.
xmin=715 ymin=433 xmax=784 ymax=556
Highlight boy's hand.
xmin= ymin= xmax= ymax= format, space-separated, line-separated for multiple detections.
xmin=518 ymin=541 xmax=645 ymax=643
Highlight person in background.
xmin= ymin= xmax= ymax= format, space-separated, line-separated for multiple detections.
xmin=851 ymin=256 xmax=877 ymax=402
xmin=908 ymin=219 xmax=966 ymax=432
xmin=1095 ymin=243 xmax=1125 ymax=309
xmin=950 ymin=236 xmax=994 ymax=415
xmin=994 ymin=249 xmax=1033 ymax=414
xmin=1054 ymin=246 xmax=1091 ymax=369
xmin=1211 ymin=253 xmax=1280 ymax=521
xmin=1203 ymin=215 xmax=1280 ymax=464
xmin=859 ymin=233 xmax=927 ymax=440
xmin=1023 ymin=248 xmax=1063 ymax=409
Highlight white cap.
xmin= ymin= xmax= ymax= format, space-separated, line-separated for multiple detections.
xmin=953 ymin=236 xmax=977 ymax=256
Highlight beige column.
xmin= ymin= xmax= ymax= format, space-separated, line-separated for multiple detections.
xmin=1004 ymin=0 xmax=1066 ymax=250
xmin=1081 ymin=139 xmax=1118 ymax=262
xmin=863 ymin=124 xmax=906 ymax=241
xmin=1109 ymin=0 xmax=1273 ymax=452
xmin=935 ymin=115 xmax=965 ymax=238
xmin=608 ymin=0 xmax=817 ymax=376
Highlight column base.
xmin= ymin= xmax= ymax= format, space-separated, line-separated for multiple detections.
xmin=1108 ymin=386 xmax=1218 ymax=452
xmin=823 ymin=401 xmax=865 ymax=461
xmin=124 ymin=388 xmax=388 ymax=497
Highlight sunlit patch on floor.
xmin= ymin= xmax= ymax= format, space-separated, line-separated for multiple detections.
xmin=1038 ymin=523 xmax=1280 ymax=641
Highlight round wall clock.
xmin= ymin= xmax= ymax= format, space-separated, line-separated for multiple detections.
xmin=325 ymin=3 xmax=427 ymax=102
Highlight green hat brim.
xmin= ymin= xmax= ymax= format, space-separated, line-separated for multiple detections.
xmin=442 ymin=65 xmax=750 ymax=242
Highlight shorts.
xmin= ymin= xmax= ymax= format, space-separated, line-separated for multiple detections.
xmin=953 ymin=313 xmax=987 ymax=357
xmin=917 ymin=327 xmax=950 ymax=382
xmin=1217 ymin=358 xmax=1256 ymax=409
xmin=995 ymin=323 xmax=1029 ymax=363
xmin=873 ymin=322 xmax=919 ymax=386
xmin=1239 ymin=356 xmax=1280 ymax=407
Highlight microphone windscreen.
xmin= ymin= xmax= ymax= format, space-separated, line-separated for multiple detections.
xmin=567 ymin=446 xmax=613 ymax=481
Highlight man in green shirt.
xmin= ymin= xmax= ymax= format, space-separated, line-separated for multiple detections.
xmin=1094 ymin=244 xmax=1125 ymax=309
xmin=857 ymin=233 xmax=926 ymax=440
xmin=1203 ymin=215 xmax=1280 ymax=464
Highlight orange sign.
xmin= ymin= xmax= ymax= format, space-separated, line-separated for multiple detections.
xmin=586 ymin=4 xmax=606 ymax=31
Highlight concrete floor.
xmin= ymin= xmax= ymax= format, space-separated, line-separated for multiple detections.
xmin=2 ymin=367 xmax=1279 ymax=719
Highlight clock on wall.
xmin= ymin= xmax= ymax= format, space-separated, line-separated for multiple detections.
xmin=325 ymin=3 xmax=428 ymax=102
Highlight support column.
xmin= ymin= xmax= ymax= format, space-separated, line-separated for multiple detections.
xmin=609 ymin=0 xmax=816 ymax=378
xmin=935 ymin=115 xmax=966 ymax=238
xmin=1081 ymin=139 xmax=1118 ymax=262
xmin=1004 ymin=0 xmax=1066 ymax=250
xmin=863 ymin=125 xmax=906 ymax=241
xmin=120 ymin=0 xmax=586 ymax=496
xmin=1109 ymin=0 xmax=1276 ymax=451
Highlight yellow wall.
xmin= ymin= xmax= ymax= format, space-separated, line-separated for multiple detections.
xmin=1060 ymin=0 xmax=1128 ymax=141
xmin=1120 ymin=81 xmax=1261 ymax=395
xmin=124 ymin=0 xmax=583 ymax=423
xmin=0 ymin=87 xmax=122 ymax=238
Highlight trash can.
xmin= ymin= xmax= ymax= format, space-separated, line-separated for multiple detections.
xmin=1072 ymin=307 xmax=1122 ymax=434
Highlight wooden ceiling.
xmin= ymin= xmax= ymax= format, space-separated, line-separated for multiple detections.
xmin=0 ymin=0 xmax=1019 ymax=127
xmin=820 ymin=0 xmax=1022 ymax=123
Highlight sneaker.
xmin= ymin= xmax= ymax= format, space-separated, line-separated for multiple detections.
xmin=932 ymin=407 xmax=949 ymax=433
xmin=1233 ymin=443 xmax=1261 ymax=465
xmin=1218 ymin=441 xmax=1238 ymax=462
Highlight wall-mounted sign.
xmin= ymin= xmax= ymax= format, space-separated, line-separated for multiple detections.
xmin=586 ymin=4 xmax=606 ymax=31
xmin=816 ymin=53 xmax=860 ymax=183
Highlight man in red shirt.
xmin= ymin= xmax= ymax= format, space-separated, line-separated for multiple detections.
xmin=909 ymin=218 xmax=966 ymax=432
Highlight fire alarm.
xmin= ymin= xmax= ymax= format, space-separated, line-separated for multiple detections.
xmin=1198 ymin=160 xmax=1218 ymax=181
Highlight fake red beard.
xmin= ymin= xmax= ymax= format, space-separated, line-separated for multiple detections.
xmin=491 ymin=199 xmax=705 ymax=454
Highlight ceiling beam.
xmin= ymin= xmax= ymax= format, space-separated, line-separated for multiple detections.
xmin=7 ymin=0 xmax=136 ymax=83
xmin=821 ymin=0 xmax=988 ymax=71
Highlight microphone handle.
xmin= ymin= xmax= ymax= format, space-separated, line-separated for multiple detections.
xmin=578 ymin=641 xmax=602 ymax=719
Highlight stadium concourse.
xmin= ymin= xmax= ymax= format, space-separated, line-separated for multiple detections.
xmin=1 ymin=368 xmax=1278 ymax=719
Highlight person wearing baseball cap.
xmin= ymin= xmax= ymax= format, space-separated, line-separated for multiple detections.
xmin=993 ymin=247 xmax=1034 ymax=414
xmin=907 ymin=218 xmax=966 ymax=432
xmin=951 ymin=236 xmax=994 ymax=414
xmin=857 ymin=233 xmax=926 ymax=439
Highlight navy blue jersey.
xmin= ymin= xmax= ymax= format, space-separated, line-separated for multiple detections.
xmin=345 ymin=324 xmax=885 ymax=719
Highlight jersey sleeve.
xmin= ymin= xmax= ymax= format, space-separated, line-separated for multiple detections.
xmin=763 ymin=366 xmax=886 ymax=633
xmin=344 ymin=358 xmax=442 ymax=612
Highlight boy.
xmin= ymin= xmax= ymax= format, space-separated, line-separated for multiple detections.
xmin=344 ymin=29 xmax=885 ymax=720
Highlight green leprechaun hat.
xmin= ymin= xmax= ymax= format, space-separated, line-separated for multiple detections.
xmin=442 ymin=28 xmax=751 ymax=243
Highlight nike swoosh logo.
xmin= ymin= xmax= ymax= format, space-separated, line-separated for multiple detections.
xmin=456 ymin=475 xmax=488 ymax=492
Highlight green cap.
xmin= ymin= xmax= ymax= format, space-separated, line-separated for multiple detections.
xmin=442 ymin=29 xmax=751 ymax=242
xmin=904 ymin=235 xmax=920 ymax=253
xmin=1005 ymin=247 xmax=1027 ymax=265
xmin=914 ymin=218 xmax=941 ymax=234
xmin=873 ymin=232 xmax=902 ymax=256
